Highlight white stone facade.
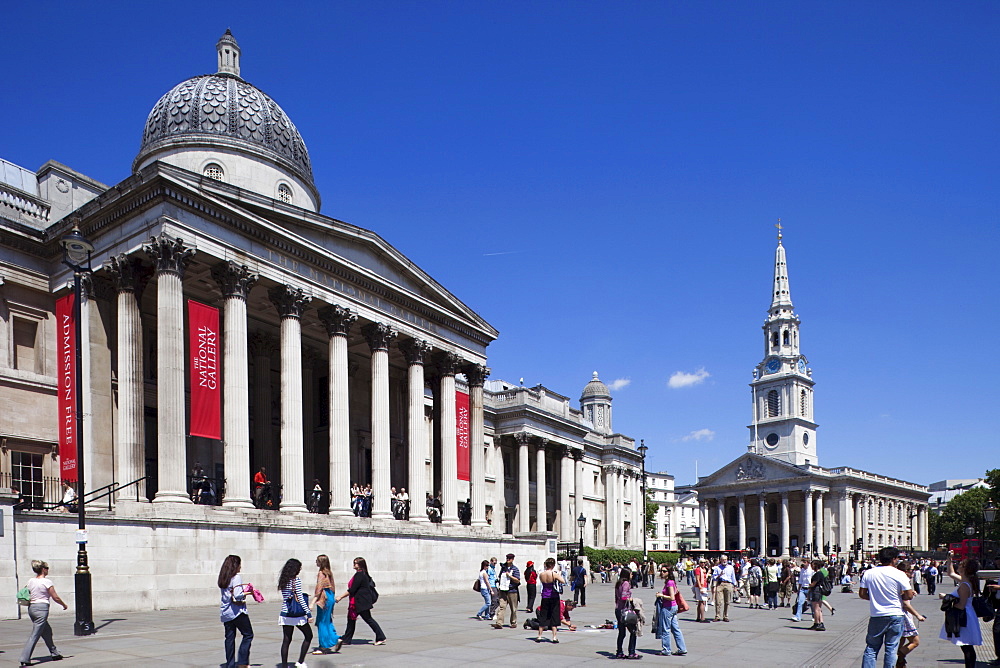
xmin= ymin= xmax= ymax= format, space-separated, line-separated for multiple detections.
xmin=646 ymin=472 xmax=700 ymax=552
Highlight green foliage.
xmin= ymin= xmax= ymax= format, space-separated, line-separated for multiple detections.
xmin=645 ymin=489 xmax=658 ymax=538
xmin=582 ymin=546 xmax=681 ymax=567
xmin=986 ymin=469 xmax=1000 ymax=497
xmin=932 ymin=486 xmax=997 ymax=546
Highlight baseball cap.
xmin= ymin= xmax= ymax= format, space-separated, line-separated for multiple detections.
xmin=506 ymin=553 xmax=515 ymax=559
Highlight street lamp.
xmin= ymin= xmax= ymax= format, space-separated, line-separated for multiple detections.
xmin=964 ymin=525 xmax=976 ymax=538
xmin=638 ymin=439 xmax=648 ymax=560
xmin=577 ymin=513 xmax=586 ymax=558
xmin=984 ymin=499 xmax=997 ymax=525
xmin=59 ymin=225 xmax=96 ymax=637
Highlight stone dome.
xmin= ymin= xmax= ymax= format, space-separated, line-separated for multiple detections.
xmin=133 ymin=31 xmax=317 ymax=199
xmin=581 ymin=371 xmax=612 ymax=400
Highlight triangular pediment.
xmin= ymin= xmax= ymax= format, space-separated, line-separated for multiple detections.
xmin=113 ymin=164 xmax=498 ymax=344
xmin=695 ymin=453 xmax=815 ymax=489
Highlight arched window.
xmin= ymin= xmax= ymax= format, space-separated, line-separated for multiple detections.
xmin=767 ymin=390 xmax=780 ymax=417
xmin=782 ymin=329 xmax=790 ymax=345
xmin=203 ymin=163 xmax=224 ymax=181
xmin=277 ymin=183 xmax=292 ymax=203
xmin=800 ymin=389 xmax=808 ymax=416
xmin=878 ymin=501 xmax=884 ymax=523
xmin=771 ymin=331 xmax=779 ymax=347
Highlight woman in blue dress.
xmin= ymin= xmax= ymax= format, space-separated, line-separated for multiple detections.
xmin=311 ymin=554 xmax=340 ymax=654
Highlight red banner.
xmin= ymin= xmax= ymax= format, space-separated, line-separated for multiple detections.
xmin=188 ymin=300 xmax=221 ymax=439
xmin=456 ymin=389 xmax=470 ymax=481
xmin=55 ymin=294 xmax=78 ymax=482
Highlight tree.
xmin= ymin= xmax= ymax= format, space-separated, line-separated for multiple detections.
xmin=645 ymin=489 xmax=658 ymax=538
xmin=933 ymin=486 xmax=994 ymax=545
xmin=985 ymin=469 xmax=1000 ymax=498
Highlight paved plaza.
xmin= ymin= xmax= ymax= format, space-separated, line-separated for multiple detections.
xmin=1 ymin=582 xmax=996 ymax=667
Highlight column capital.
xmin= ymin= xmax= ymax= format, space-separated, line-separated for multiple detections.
xmin=515 ymin=432 xmax=531 ymax=447
xmin=269 ymin=285 xmax=311 ymax=319
xmin=362 ymin=321 xmax=396 ymax=352
xmin=144 ymin=233 xmax=195 ymax=277
xmin=399 ymin=338 xmax=432 ymax=365
xmin=318 ymin=304 xmax=357 ymax=337
xmin=434 ymin=351 xmax=463 ymax=376
xmin=211 ymin=261 xmax=258 ymax=300
xmin=464 ymin=363 xmax=490 ymax=387
xmin=248 ymin=331 xmax=279 ymax=359
xmin=108 ymin=254 xmax=152 ymax=294
xmin=571 ymin=447 xmax=584 ymax=461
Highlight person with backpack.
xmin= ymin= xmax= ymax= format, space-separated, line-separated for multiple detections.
xmin=572 ymin=559 xmax=588 ymax=607
xmin=654 ymin=562 xmax=687 ymax=656
xmin=335 ymin=556 xmax=386 ymax=648
xmin=746 ymin=559 xmax=763 ymax=609
xmin=808 ymin=559 xmax=830 ymax=631
xmin=613 ymin=567 xmax=640 ymax=659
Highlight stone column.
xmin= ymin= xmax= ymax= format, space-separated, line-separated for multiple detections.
xmin=699 ymin=500 xmax=707 ymax=550
xmin=212 ymin=261 xmax=257 ymax=508
xmin=435 ymin=352 xmax=461 ymax=525
xmin=617 ymin=469 xmax=625 ymax=546
xmin=465 ymin=363 xmax=489 ymax=527
xmin=717 ymin=499 xmax=726 ymax=550
xmin=270 ymin=285 xmax=311 ymax=513
xmin=758 ymin=494 xmax=766 ymax=556
xmin=780 ymin=491 xmax=790 ymax=557
xmin=854 ymin=494 xmax=864 ymax=550
xmin=814 ymin=492 xmax=824 ymax=553
xmin=517 ymin=433 xmax=530 ymax=532
xmin=319 ymin=305 xmax=357 ymax=516
xmin=804 ymin=489 xmax=814 ymax=554
xmin=108 ymin=255 xmax=148 ymax=501
xmin=399 ymin=338 xmax=431 ymax=522
xmin=573 ymin=449 xmax=584 ymax=541
xmin=559 ymin=445 xmax=573 ymax=540
xmin=494 ymin=437 xmax=507 ymax=532
xmin=362 ymin=322 xmax=396 ymax=520
xmin=737 ymin=495 xmax=747 ymax=550
xmin=144 ymin=233 xmax=194 ymax=504
xmin=838 ymin=492 xmax=851 ymax=553
xmin=535 ymin=439 xmax=548 ymax=532
xmin=249 ymin=333 xmax=278 ymax=483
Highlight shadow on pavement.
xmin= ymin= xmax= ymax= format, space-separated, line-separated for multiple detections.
xmin=95 ymin=618 xmax=126 ymax=631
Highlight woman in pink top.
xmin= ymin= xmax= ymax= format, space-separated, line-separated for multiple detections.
xmin=614 ymin=567 xmax=638 ymax=659
xmin=655 ymin=563 xmax=688 ymax=656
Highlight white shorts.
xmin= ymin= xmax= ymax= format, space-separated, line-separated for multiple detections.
xmin=693 ymin=586 xmax=709 ymax=602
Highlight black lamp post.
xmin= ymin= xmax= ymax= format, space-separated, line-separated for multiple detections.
xmin=984 ymin=499 xmax=997 ymax=526
xmin=638 ymin=439 xmax=648 ymax=560
xmin=59 ymin=226 xmax=96 ymax=637
xmin=577 ymin=512 xmax=586 ymax=558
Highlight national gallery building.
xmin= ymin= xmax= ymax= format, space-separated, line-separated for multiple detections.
xmin=693 ymin=233 xmax=930 ymax=558
xmin=0 ymin=33 xmax=645 ymax=612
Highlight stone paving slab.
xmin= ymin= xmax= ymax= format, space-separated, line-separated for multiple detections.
xmin=0 ymin=584 xmax=995 ymax=667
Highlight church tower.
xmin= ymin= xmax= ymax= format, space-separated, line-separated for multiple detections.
xmin=748 ymin=225 xmax=818 ymax=466
xmin=581 ymin=371 xmax=613 ymax=435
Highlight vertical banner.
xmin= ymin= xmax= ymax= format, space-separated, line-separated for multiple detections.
xmin=187 ymin=299 xmax=221 ymax=439
xmin=55 ymin=293 xmax=78 ymax=482
xmin=456 ymin=389 xmax=470 ymax=481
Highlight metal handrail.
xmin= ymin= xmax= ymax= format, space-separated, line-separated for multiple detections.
xmin=85 ymin=476 xmax=150 ymax=507
xmin=36 ymin=476 xmax=150 ymax=512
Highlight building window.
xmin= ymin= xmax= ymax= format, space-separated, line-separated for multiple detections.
xmin=783 ymin=329 xmax=790 ymax=345
xmin=593 ymin=519 xmax=601 ymax=545
xmin=203 ymin=163 xmax=224 ymax=181
xmin=800 ymin=390 xmax=807 ymax=417
xmin=277 ymin=184 xmax=292 ymax=203
xmin=12 ymin=317 xmax=40 ymax=372
xmin=771 ymin=331 xmax=779 ymax=347
xmin=12 ymin=451 xmax=44 ymax=509
xmin=767 ymin=390 xmax=780 ymax=417
xmin=623 ymin=521 xmax=630 ymax=546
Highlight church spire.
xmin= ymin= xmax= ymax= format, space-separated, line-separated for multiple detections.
xmin=771 ymin=219 xmax=793 ymax=312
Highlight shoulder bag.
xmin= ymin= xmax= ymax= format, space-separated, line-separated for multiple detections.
xmin=674 ymin=588 xmax=690 ymax=613
xmin=17 ymin=585 xmax=30 ymax=606
xmin=473 ymin=578 xmax=482 ymax=592
xmin=284 ymin=591 xmax=310 ymax=617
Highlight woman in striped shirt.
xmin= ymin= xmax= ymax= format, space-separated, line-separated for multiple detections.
xmin=277 ymin=558 xmax=313 ymax=668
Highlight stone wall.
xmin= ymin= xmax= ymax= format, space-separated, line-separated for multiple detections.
xmin=1 ymin=500 xmax=553 ymax=620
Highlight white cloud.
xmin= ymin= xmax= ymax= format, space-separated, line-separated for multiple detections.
xmin=608 ymin=378 xmax=631 ymax=391
xmin=668 ymin=368 xmax=710 ymax=389
xmin=680 ymin=428 xmax=716 ymax=442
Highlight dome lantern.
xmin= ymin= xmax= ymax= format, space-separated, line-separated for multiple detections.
xmin=216 ymin=29 xmax=241 ymax=77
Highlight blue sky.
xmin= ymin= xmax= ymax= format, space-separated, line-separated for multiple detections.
xmin=4 ymin=2 xmax=997 ymax=487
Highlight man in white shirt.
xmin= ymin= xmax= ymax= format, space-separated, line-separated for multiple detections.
xmin=791 ymin=559 xmax=813 ymax=622
xmin=859 ymin=546 xmax=914 ymax=668
xmin=711 ymin=554 xmax=738 ymax=622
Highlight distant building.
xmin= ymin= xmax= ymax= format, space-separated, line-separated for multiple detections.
xmin=694 ymin=230 xmax=930 ymax=557
xmin=646 ymin=473 xmax=699 ymax=551
xmin=927 ymin=479 xmax=988 ymax=514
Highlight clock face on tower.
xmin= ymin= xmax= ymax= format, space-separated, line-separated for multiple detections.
xmin=765 ymin=358 xmax=781 ymax=374
xmin=797 ymin=359 xmax=806 ymax=374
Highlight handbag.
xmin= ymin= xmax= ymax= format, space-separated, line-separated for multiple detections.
xmin=674 ymin=589 xmax=690 ymax=613
xmin=284 ymin=592 xmax=310 ymax=617
xmin=17 ymin=585 xmax=30 ymax=606
xmin=473 ymin=578 xmax=482 ymax=592
xmin=972 ymin=594 xmax=995 ymax=622
xmin=621 ymin=600 xmax=639 ymax=627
